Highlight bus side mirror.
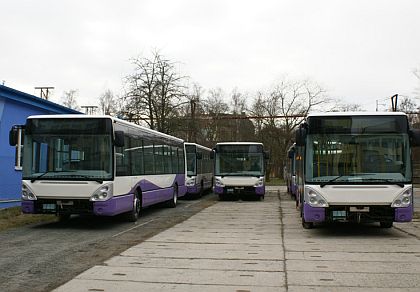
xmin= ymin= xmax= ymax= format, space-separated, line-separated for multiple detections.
xmin=210 ymin=150 xmax=215 ymax=159
xmin=288 ymin=149 xmax=295 ymax=159
xmin=264 ymin=151 xmax=270 ymax=160
xmin=9 ymin=125 xmax=25 ymax=146
xmin=196 ymin=152 xmax=203 ymax=160
xmin=295 ymin=125 xmax=307 ymax=146
xmin=409 ymin=129 xmax=420 ymax=147
xmin=114 ymin=131 xmax=125 ymax=147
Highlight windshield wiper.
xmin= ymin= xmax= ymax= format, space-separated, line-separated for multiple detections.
xmin=31 ymin=171 xmax=103 ymax=184
xmin=31 ymin=170 xmax=76 ymax=183
xmin=360 ymin=178 xmax=405 ymax=188
xmin=320 ymin=173 xmax=372 ymax=188
xmin=320 ymin=175 xmax=345 ymax=188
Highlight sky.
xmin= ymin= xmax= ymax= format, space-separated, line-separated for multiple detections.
xmin=1 ymin=0 xmax=420 ymax=112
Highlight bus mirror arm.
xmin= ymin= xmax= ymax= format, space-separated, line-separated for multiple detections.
xmin=409 ymin=128 xmax=420 ymax=147
xmin=114 ymin=131 xmax=125 ymax=147
xmin=295 ymin=123 xmax=308 ymax=146
xmin=264 ymin=151 xmax=270 ymax=160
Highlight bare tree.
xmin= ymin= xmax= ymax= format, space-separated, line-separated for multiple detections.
xmin=99 ymin=89 xmax=117 ymax=115
xmin=250 ymin=77 xmax=328 ymax=177
xmin=399 ymin=96 xmax=419 ymax=125
xmin=61 ymin=89 xmax=80 ymax=110
xmin=201 ymin=88 xmax=229 ymax=143
xmin=122 ymin=51 xmax=188 ymax=133
xmin=332 ymin=101 xmax=364 ymax=112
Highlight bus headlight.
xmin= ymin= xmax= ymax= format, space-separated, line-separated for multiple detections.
xmin=254 ymin=177 xmax=264 ymax=187
xmin=186 ymin=177 xmax=196 ymax=187
xmin=215 ymin=177 xmax=224 ymax=187
xmin=90 ymin=183 xmax=113 ymax=202
xmin=305 ymin=187 xmax=328 ymax=207
xmin=22 ymin=182 xmax=37 ymax=200
xmin=391 ymin=188 xmax=412 ymax=208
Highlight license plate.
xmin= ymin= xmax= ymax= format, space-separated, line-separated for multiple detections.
xmin=227 ymin=188 xmax=234 ymax=193
xmin=43 ymin=204 xmax=56 ymax=210
xmin=350 ymin=206 xmax=370 ymax=212
xmin=332 ymin=210 xmax=346 ymax=217
xmin=234 ymin=187 xmax=244 ymax=190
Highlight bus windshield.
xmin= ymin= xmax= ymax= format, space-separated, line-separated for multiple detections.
xmin=215 ymin=145 xmax=264 ymax=177
xmin=305 ymin=133 xmax=412 ymax=183
xmin=22 ymin=118 xmax=113 ymax=181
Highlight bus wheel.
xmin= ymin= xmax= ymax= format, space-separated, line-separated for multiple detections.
xmin=302 ymin=216 xmax=314 ymax=229
xmin=380 ymin=221 xmax=393 ymax=228
xmin=126 ymin=192 xmax=141 ymax=222
xmin=167 ymin=186 xmax=178 ymax=208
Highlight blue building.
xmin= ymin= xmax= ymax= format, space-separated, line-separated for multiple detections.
xmin=0 ymin=85 xmax=81 ymax=208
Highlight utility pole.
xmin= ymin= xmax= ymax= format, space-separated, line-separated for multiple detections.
xmin=35 ymin=87 xmax=54 ymax=100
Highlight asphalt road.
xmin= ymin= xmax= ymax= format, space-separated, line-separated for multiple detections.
xmin=0 ymin=194 xmax=217 ymax=292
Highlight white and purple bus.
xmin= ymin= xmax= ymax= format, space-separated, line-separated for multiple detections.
xmin=185 ymin=143 xmax=213 ymax=197
xmin=285 ymin=143 xmax=298 ymax=201
xmin=10 ymin=115 xmax=187 ymax=221
xmin=295 ymin=112 xmax=420 ymax=228
xmin=213 ymin=142 xmax=269 ymax=200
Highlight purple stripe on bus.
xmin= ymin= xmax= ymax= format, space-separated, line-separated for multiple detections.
xmin=303 ymin=203 xmax=326 ymax=223
xmin=255 ymin=185 xmax=265 ymax=195
xmin=142 ymin=187 xmax=174 ymax=207
xmin=22 ymin=200 xmax=35 ymax=213
xmin=93 ymin=193 xmax=133 ymax=216
xmin=131 ymin=174 xmax=186 ymax=193
xmin=395 ymin=204 xmax=413 ymax=222
xmin=214 ymin=185 xmax=223 ymax=195
xmin=187 ymin=185 xmax=200 ymax=195
xmin=178 ymin=185 xmax=187 ymax=197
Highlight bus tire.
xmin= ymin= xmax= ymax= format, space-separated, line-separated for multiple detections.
xmin=125 ymin=192 xmax=141 ymax=222
xmin=302 ymin=216 xmax=314 ymax=229
xmin=167 ymin=186 xmax=178 ymax=208
xmin=380 ymin=221 xmax=393 ymax=228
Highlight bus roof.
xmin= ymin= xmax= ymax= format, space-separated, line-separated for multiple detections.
xmin=27 ymin=114 xmax=184 ymax=143
xmin=184 ymin=142 xmax=212 ymax=152
xmin=214 ymin=142 xmax=264 ymax=146
xmin=308 ymin=112 xmax=407 ymax=117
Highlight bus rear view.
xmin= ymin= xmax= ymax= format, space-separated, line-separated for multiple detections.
xmin=213 ymin=142 xmax=269 ymax=200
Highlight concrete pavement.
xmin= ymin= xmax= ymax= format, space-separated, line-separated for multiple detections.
xmin=53 ymin=186 xmax=420 ymax=291
xmin=54 ymin=186 xmax=285 ymax=292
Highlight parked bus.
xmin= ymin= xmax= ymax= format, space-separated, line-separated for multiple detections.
xmin=285 ymin=143 xmax=298 ymax=201
xmin=9 ymin=115 xmax=187 ymax=221
xmin=185 ymin=143 xmax=213 ymax=197
xmin=294 ymin=112 xmax=420 ymax=228
xmin=212 ymin=142 xmax=269 ymax=200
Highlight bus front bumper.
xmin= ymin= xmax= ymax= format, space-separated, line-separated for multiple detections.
xmin=303 ymin=203 xmax=413 ymax=223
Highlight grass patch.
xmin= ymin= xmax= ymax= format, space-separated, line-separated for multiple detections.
xmin=265 ymin=177 xmax=285 ymax=186
xmin=0 ymin=207 xmax=57 ymax=232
